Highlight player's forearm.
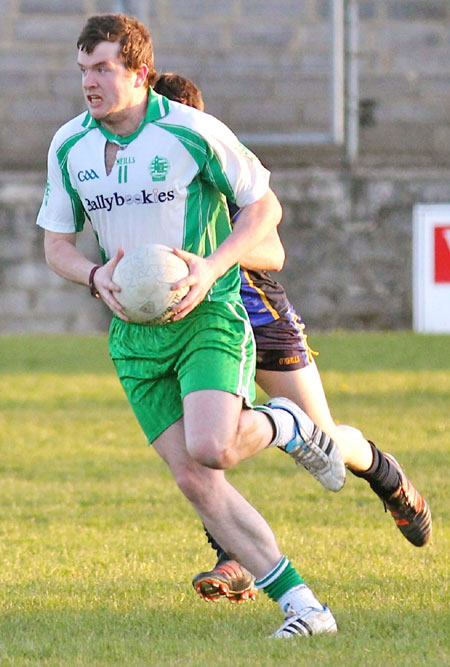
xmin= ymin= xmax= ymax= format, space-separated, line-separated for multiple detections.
xmin=44 ymin=231 xmax=96 ymax=286
xmin=239 ymin=228 xmax=285 ymax=272
xmin=209 ymin=189 xmax=283 ymax=277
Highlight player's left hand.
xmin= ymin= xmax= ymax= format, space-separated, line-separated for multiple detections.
xmin=170 ymin=248 xmax=220 ymax=320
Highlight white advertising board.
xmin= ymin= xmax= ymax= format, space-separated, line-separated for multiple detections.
xmin=413 ymin=204 xmax=450 ymax=333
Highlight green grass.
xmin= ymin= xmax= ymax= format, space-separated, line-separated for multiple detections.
xmin=0 ymin=332 xmax=449 ymax=666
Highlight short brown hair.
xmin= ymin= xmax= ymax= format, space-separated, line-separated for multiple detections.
xmin=77 ymin=14 xmax=157 ymax=87
xmin=154 ymin=73 xmax=205 ymax=111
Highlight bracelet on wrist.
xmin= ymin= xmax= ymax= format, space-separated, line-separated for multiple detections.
xmin=88 ymin=265 xmax=101 ymax=298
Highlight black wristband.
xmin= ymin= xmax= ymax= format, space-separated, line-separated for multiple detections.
xmin=88 ymin=265 xmax=101 ymax=298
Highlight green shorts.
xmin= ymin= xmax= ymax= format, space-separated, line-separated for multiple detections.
xmin=109 ymin=300 xmax=256 ymax=443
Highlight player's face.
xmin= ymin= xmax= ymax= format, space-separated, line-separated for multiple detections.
xmin=78 ymin=41 xmax=143 ymax=121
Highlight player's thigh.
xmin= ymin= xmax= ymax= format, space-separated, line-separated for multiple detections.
xmin=117 ymin=372 xmax=184 ymax=444
xmin=177 ymin=300 xmax=256 ymax=406
xmin=183 ymin=389 xmax=243 ymax=452
xmin=109 ymin=317 xmax=185 ymax=443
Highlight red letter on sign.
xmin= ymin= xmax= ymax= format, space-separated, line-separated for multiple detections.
xmin=434 ymin=225 xmax=450 ymax=283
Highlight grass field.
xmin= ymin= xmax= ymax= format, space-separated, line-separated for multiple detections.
xmin=0 ymin=332 xmax=449 ymax=666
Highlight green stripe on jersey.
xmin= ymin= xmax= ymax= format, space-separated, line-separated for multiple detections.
xmin=154 ymin=122 xmax=235 ymax=201
xmin=155 ymin=121 xmax=239 ymax=300
xmin=56 ymin=129 xmax=91 ymax=232
xmin=183 ymin=175 xmax=240 ymax=300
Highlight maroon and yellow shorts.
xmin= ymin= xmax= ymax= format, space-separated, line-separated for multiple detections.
xmin=253 ymin=304 xmax=317 ymax=371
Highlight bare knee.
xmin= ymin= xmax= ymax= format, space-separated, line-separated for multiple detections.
xmin=172 ymin=462 xmax=217 ymax=507
xmin=337 ymin=424 xmax=365 ymax=442
xmin=186 ymin=432 xmax=238 ymax=470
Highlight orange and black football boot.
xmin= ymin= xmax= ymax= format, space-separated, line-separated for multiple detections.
xmin=192 ymin=559 xmax=258 ymax=602
xmin=383 ymin=454 xmax=432 ymax=547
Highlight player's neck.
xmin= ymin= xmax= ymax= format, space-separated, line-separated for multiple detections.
xmin=100 ymin=95 xmax=148 ymax=138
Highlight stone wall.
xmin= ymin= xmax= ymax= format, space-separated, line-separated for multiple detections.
xmin=1 ymin=1 xmax=450 ymax=168
xmin=0 ymin=172 xmax=109 ymax=334
xmin=2 ymin=166 xmax=449 ymax=334
xmin=2 ymin=2 xmax=450 ymax=333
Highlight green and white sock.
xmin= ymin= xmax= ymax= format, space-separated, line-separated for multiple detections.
xmin=255 ymin=556 xmax=305 ymax=603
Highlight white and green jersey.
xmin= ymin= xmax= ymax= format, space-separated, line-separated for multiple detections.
xmin=37 ymin=89 xmax=271 ymax=301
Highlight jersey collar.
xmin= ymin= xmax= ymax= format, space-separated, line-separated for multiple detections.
xmin=82 ymin=88 xmax=170 ymax=146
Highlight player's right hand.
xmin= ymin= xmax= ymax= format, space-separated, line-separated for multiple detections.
xmin=93 ymin=249 xmax=130 ymax=321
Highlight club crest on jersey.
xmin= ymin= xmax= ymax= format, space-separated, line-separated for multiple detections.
xmin=149 ymin=155 xmax=170 ymax=182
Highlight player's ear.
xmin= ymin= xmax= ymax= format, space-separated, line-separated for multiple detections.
xmin=135 ymin=63 xmax=149 ymax=88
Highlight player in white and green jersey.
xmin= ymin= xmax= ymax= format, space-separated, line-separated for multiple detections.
xmin=36 ymin=13 xmax=352 ymax=640
xmin=37 ymin=85 xmax=270 ymax=305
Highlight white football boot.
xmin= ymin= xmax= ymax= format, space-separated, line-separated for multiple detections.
xmin=272 ymin=585 xmax=338 ymax=639
xmin=264 ymin=397 xmax=346 ymax=492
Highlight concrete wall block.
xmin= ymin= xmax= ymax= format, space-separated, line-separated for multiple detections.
xmin=360 ymin=122 xmax=435 ymax=154
xmin=15 ymin=16 xmax=85 ymax=43
xmin=274 ymin=77 xmax=329 ymax=102
xmin=360 ymin=74 xmax=420 ymax=99
xmin=300 ymin=52 xmax=333 ymax=75
xmin=50 ymin=71 xmax=84 ymax=99
xmin=392 ymin=50 xmax=450 ymax=76
xmin=432 ymin=126 xmax=450 ymax=155
xmin=32 ymin=286 xmax=93 ymax=317
xmin=270 ymin=173 xmax=307 ymax=203
xmin=302 ymin=100 xmax=332 ymax=128
xmin=30 ymin=287 xmax=110 ymax=332
xmin=358 ymin=1 xmax=379 ymax=20
xmin=227 ymin=99 xmax=301 ymax=133
xmin=155 ymin=23 xmax=228 ymax=51
xmin=198 ymin=73 xmax=273 ymax=102
xmin=0 ymin=0 xmax=15 ymax=17
xmin=0 ymin=182 xmax=43 ymax=209
xmin=240 ymin=0 xmax=309 ymax=20
xmin=69 ymin=305 xmax=111 ymax=334
xmin=0 ymin=125 xmax=53 ymax=169
xmin=420 ymin=77 xmax=450 ymax=106
xmin=304 ymin=175 xmax=348 ymax=204
xmin=387 ymin=1 xmax=449 ymax=21
xmin=7 ymin=97 xmax=75 ymax=123
xmin=0 ymin=236 xmax=24 ymax=262
xmin=166 ymin=0 xmax=232 ymax=20
xmin=297 ymin=23 xmax=333 ymax=52
xmin=20 ymin=0 xmax=85 ymax=13
xmin=0 ymin=290 xmax=30 ymax=318
xmin=5 ymin=261 xmax=64 ymax=290
xmin=0 ymin=51 xmax=58 ymax=73
xmin=0 ymin=70 xmax=49 ymax=96
xmin=376 ymin=98 xmax=449 ymax=124
xmin=231 ymin=23 xmax=295 ymax=49
xmin=376 ymin=23 xmax=447 ymax=53
xmin=93 ymin=0 xmax=126 ymax=13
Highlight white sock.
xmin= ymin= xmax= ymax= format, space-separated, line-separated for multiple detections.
xmin=254 ymin=405 xmax=297 ymax=448
xmin=277 ymin=584 xmax=323 ymax=615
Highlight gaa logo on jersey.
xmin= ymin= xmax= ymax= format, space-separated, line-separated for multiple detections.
xmin=77 ymin=169 xmax=99 ymax=182
xmin=149 ymin=156 xmax=170 ymax=182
